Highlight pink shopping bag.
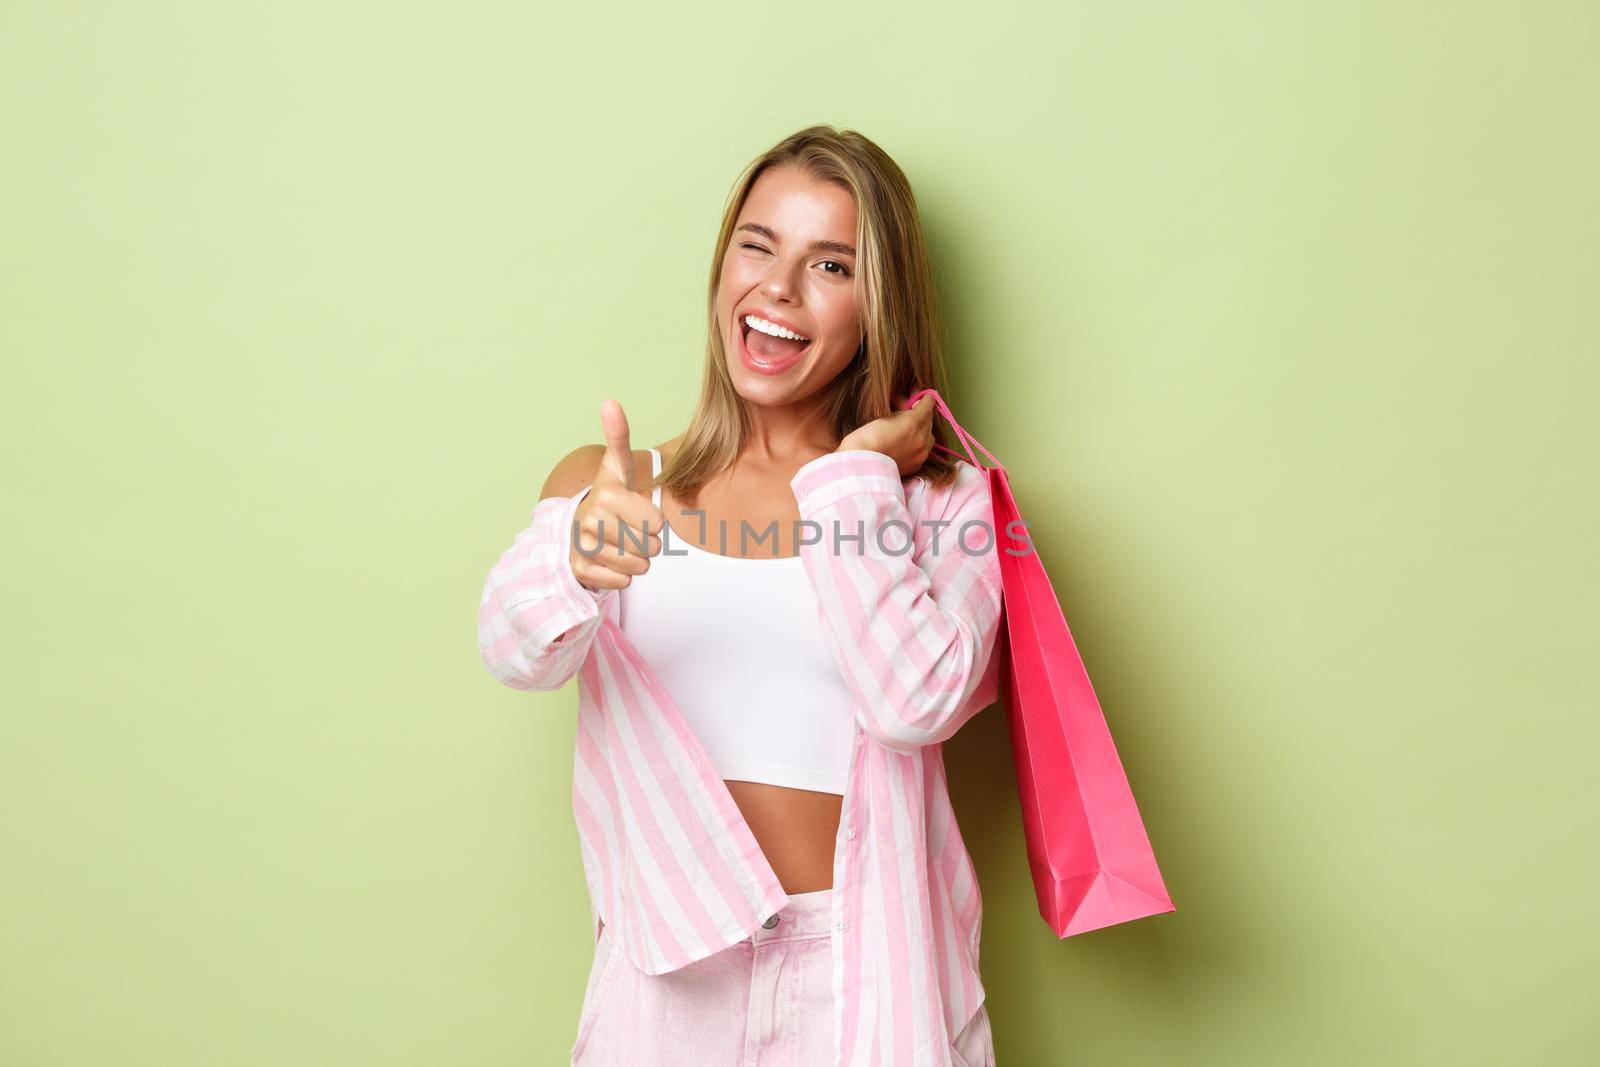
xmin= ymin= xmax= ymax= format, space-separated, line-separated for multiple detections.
xmin=906 ymin=388 xmax=1176 ymax=938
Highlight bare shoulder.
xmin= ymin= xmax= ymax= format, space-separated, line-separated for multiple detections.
xmin=537 ymin=443 xmax=661 ymax=502
xmin=538 ymin=445 xmax=605 ymax=502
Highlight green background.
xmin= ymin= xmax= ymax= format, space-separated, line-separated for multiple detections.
xmin=3 ymin=2 xmax=1594 ymax=1064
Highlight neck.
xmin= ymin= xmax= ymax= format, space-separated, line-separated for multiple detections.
xmin=742 ymin=394 xmax=840 ymax=466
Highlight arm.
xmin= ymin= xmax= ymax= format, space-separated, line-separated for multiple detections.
xmin=791 ymin=450 xmax=1004 ymax=753
xmin=477 ymin=449 xmax=618 ymax=691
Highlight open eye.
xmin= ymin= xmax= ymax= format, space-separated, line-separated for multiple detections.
xmin=819 ymin=260 xmax=852 ymax=277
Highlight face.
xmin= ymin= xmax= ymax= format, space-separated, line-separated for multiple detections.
xmin=716 ymin=164 xmax=863 ymax=406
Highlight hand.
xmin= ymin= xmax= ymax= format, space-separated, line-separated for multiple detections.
xmin=836 ymin=392 xmax=937 ymax=478
xmin=570 ymin=399 xmax=665 ymax=592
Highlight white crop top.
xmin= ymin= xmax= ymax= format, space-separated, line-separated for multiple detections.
xmin=617 ymin=448 xmax=856 ymax=795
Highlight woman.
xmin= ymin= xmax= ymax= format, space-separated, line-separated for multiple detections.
xmin=478 ymin=125 xmax=1005 ymax=1066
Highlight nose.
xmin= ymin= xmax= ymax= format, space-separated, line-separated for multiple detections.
xmin=760 ymin=254 xmax=803 ymax=304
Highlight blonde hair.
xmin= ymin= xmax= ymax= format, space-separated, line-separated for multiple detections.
xmin=660 ymin=123 xmax=967 ymax=505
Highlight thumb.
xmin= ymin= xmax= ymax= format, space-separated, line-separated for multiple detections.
xmin=598 ymin=398 xmax=635 ymax=493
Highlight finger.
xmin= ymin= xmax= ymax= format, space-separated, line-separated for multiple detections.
xmin=581 ymin=474 xmax=665 ymax=556
xmin=905 ymin=393 xmax=936 ymax=424
xmin=572 ymin=558 xmax=631 ymax=591
xmin=577 ymin=540 xmax=654 ymax=582
xmin=589 ymin=494 xmax=664 ymax=556
xmin=577 ymin=508 xmax=660 ymax=572
xmin=599 ymin=398 xmax=634 ymax=493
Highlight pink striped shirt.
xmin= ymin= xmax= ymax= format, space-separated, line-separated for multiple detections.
xmin=477 ymin=449 xmax=1005 ymax=1066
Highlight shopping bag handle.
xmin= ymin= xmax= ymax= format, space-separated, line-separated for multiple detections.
xmin=902 ymin=387 xmax=1004 ymax=471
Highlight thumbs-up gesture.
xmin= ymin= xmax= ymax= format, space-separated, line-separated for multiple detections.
xmin=570 ymin=399 xmax=666 ymax=592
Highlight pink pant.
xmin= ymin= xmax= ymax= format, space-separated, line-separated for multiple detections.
xmin=569 ymin=887 xmax=995 ymax=1066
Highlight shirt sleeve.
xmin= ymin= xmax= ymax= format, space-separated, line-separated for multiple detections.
xmin=790 ymin=449 xmax=1005 ymax=753
xmin=477 ymin=483 xmax=619 ymax=691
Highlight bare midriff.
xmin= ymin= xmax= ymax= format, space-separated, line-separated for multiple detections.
xmin=725 ymin=778 xmax=843 ymax=892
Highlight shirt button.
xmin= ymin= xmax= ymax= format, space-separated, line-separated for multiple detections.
xmin=843 ymin=826 xmax=856 ymax=840
xmin=834 ymin=920 xmax=848 ymax=933
xmin=762 ymin=914 xmax=780 ymax=929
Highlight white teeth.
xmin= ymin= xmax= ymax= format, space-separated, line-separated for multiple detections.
xmin=744 ymin=314 xmax=810 ymax=342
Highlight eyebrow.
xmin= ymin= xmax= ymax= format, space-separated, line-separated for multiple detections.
xmin=735 ymin=222 xmax=856 ymax=258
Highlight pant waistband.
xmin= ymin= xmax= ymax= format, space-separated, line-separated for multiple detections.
xmin=749 ymin=887 xmax=833 ymax=944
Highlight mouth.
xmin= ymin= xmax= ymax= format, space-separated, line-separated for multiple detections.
xmin=737 ymin=312 xmax=814 ymax=375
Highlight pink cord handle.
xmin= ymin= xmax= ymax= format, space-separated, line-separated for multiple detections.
xmin=903 ymin=387 xmax=1004 ymax=471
